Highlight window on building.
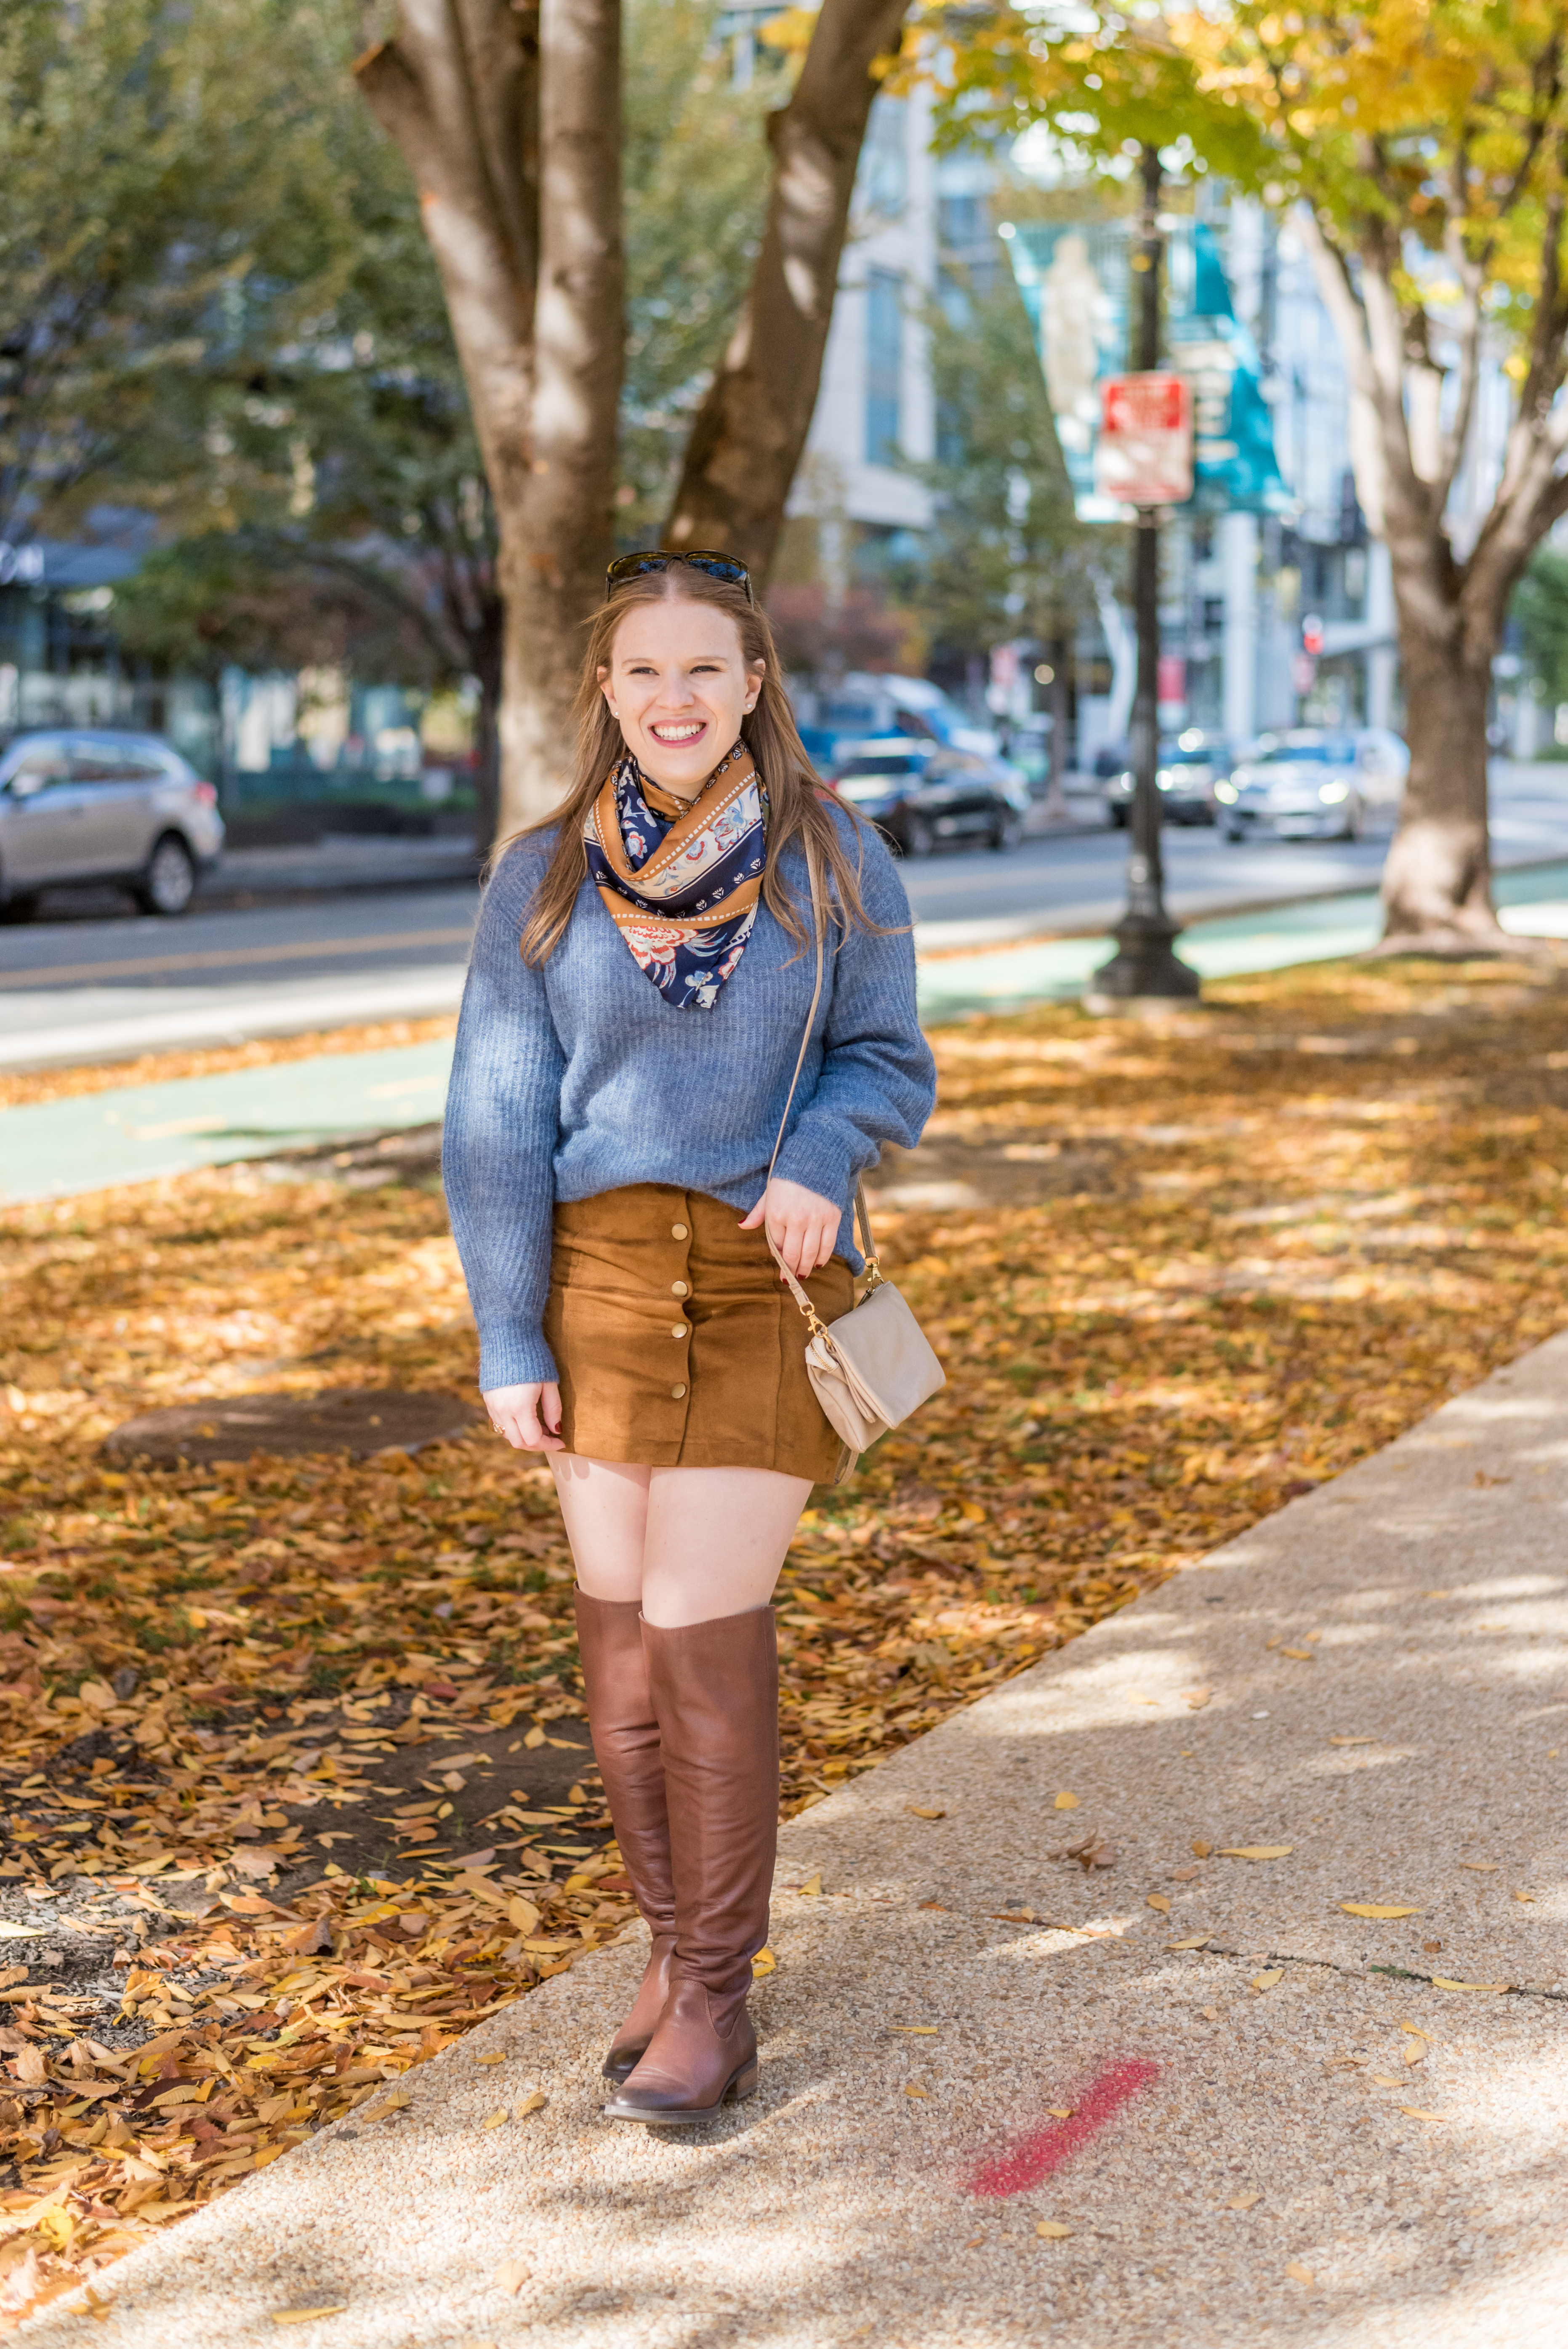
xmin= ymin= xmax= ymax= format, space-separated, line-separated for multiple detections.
xmin=857 ymin=97 xmax=907 ymax=218
xmin=865 ymin=270 xmax=903 ymax=468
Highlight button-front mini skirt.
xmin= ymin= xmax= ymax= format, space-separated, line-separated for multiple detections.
xmin=542 ymin=1183 xmax=853 ymax=1482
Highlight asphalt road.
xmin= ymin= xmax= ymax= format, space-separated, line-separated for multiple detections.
xmin=5 ymin=762 xmax=1566 ymax=1069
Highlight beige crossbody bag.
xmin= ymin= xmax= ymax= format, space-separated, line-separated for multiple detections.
xmin=764 ymin=839 xmax=945 ymax=1465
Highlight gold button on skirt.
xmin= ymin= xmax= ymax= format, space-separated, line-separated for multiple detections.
xmin=543 ymin=1184 xmax=853 ymax=1481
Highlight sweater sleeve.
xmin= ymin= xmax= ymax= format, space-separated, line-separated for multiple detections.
xmin=442 ymin=841 xmax=567 ymax=1390
xmin=771 ymin=815 xmax=937 ymax=1220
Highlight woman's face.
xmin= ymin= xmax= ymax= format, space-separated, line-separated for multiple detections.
xmin=600 ymin=597 xmax=764 ymax=799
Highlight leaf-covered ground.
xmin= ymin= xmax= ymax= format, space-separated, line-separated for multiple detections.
xmin=2 ymin=948 xmax=1567 ymax=2322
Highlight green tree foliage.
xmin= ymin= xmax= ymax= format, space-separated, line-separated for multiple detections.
xmin=0 ymin=0 xmax=351 ymax=544
xmin=895 ymin=272 xmax=1097 ymax=666
xmin=1513 ymin=551 xmax=1568 ymax=711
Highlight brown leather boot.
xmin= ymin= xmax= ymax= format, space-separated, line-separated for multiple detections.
xmin=573 ymin=1592 xmax=676 ymax=2084
xmin=604 ymin=1606 xmax=777 ymax=2125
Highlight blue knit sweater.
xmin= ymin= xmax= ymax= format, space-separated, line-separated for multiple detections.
xmin=442 ymin=815 xmax=937 ymax=1391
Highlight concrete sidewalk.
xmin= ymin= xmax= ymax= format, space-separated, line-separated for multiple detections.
xmin=20 ymin=1341 xmax=1568 ymax=2349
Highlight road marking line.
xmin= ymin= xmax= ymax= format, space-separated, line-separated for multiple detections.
xmin=0 ymin=925 xmax=475 ymax=989
xmin=965 ymin=2059 xmax=1160 ymax=2198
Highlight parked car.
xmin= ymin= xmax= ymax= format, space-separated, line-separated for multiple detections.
xmin=828 ymin=738 xmax=1027 ymax=855
xmin=1103 ymin=730 xmax=1230 ymax=827
xmin=1214 ymin=727 xmax=1408 ymax=842
xmin=0 ymin=729 xmax=224 ymax=919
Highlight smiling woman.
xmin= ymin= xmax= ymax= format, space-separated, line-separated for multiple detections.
xmin=442 ymin=559 xmax=938 ymax=2128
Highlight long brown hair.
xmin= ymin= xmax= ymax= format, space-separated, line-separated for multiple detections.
xmin=508 ymin=567 xmax=891 ymax=967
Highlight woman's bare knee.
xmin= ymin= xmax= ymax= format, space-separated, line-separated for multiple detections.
xmin=640 ymin=1466 xmax=811 ymax=1627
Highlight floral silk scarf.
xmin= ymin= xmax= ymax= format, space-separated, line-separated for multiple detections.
xmin=584 ymin=740 xmax=767 ymax=1011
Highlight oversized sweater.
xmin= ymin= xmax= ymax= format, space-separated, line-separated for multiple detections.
xmin=442 ymin=814 xmax=937 ymax=1391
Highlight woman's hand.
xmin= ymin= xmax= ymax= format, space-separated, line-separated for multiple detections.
xmin=483 ymin=1382 xmax=565 ymax=1452
xmin=740 ymin=1177 xmax=841 ymax=1281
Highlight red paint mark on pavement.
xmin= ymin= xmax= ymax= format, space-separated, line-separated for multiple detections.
xmin=965 ymin=2059 xmax=1160 ymax=2198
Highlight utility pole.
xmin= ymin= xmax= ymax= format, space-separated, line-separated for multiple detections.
xmin=1087 ymin=145 xmax=1200 ymax=1007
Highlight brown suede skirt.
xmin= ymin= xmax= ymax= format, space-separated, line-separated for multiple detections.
xmin=543 ymin=1183 xmax=853 ymax=1481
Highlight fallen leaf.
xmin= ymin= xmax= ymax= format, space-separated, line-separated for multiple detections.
xmin=891 ymin=2025 xmax=939 ymax=2034
xmin=1227 ymin=2192 xmax=1261 ymax=2211
xmin=1053 ymin=1832 xmax=1115 ymax=1871
xmin=906 ymin=1805 xmax=945 ymax=1821
xmin=1403 ymin=2045 xmax=1426 ymax=2067
xmin=1397 ymin=2107 xmax=1448 ymax=2120
xmin=1285 ymin=2262 xmax=1314 ymax=2288
xmin=1145 ymin=1894 xmax=1171 ymax=1914
xmin=362 ymin=2089 xmax=413 ymax=2123
xmin=1251 ymin=1969 xmax=1284 ymax=1992
xmin=1219 ymin=1846 xmax=1294 ymax=1860
xmin=523 ymin=1726 xmax=546 ymax=1749
xmin=1458 ymin=1861 xmax=1498 ymax=1872
xmin=493 ymin=2261 xmax=531 ymax=2295
xmin=1278 ymin=1648 xmax=1314 ymax=1661
xmin=1053 ymin=1792 xmax=1080 ymax=1811
xmin=272 ymin=2313 xmax=349 ymax=2329
xmin=1167 ymin=1934 xmax=1212 ymax=1950
xmin=474 ymin=2052 xmax=505 ymax=2067
xmin=1190 ymin=1839 xmax=1213 ymax=1859
xmin=481 ymin=2109 xmax=508 ymax=2130
xmin=1045 ymin=2106 xmax=1075 ymax=2119
xmin=751 ymin=1947 xmax=777 ymax=1977
xmin=904 ymin=2085 xmax=928 ymax=2099
xmin=1513 ymin=1890 xmax=1535 ymax=1902
xmin=1340 ymin=1903 xmax=1421 ymax=1918
xmin=1182 ymin=1689 xmax=1212 ymax=1710
xmin=1371 ymin=2075 xmax=1406 ymax=2087
xmin=1431 ymin=1977 xmax=1509 ymax=1994
xmin=798 ymin=1873 xmax=823 ymax=1896
xmin=1036 ymin=2221 xmax=1071 ymax=2239
xmin=1398 ymin=2022 xmax=1430 ymax=2040
xmin=1328 ymin=1735 xmax=1375 ymax=1747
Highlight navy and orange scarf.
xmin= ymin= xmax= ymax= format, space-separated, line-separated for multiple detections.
xmin=584 ymin=740 xmax=767 ymax=1011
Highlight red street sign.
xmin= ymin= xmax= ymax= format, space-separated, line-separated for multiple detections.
xmin=1094 ymin=372 xmax=1193 ymax=506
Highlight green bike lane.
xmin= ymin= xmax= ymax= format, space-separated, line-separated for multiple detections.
xmin=6 ymin=864 xmax=1567 ymax=1206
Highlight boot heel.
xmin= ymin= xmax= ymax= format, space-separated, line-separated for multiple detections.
xmin=726 ymin=2060 xmax=759 ymax=2104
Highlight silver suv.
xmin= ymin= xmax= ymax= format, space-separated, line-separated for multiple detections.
xmin=0 ymin=729 xmax=225 ymax=919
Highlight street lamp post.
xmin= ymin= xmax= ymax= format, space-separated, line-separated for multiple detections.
xmin=1087 ymin=146 xmax=1200 ymax=1008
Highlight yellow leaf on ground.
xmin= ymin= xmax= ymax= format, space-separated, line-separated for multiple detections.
xmin=481 ymin=2109 xmax=508 ymax=2130
xmin=474 ymin=2052 xmax=505 ymax=2067
xmin=1227 ymin=2193 xmax=1261 ymax=2211
xmin=1251 ymin=1969 xmax=1284 ymax=1992
xmin=1340 ymin=1903 xmax=1420 ymax=1918
xmin=1036 ymin=2221 xmax=1071 ymax=2239
xmin=272 ymin=2313 xmax=349 ymax=2329
xmin=506 ymin=1898 xmax=540 ymax=1934
xmin=1285 ymin=2263 xmax=1314 ymax=2288
xmin=906 ymin=1805 xmax=945 ymax=1820
xmin=1191 ymin=1839 xmax=1213 ymax=1858
xmin=1046 ymin=2107 xmax=1075 ymax=2119
xmin=1145 ymin=1894 xmax=1171 ymax=1913
xmin=1459 ymin=1861 xmax=1499 ymax=1873
xmin=891 ymin=2025 xmax=938 ymax=2034
xmin=1403 ymin=2044 xmax=1427 ymax=2066
xmin=1054 ymin=1792 xmax=1079 ymax=1810
xmin=1278 ymin=1648 xmax=1314 ymax=1661
xmin=516 ymin=2091 xmax=547 ymax=2116
xmin=362 ymin=2090 xmax=411 ymax=2122
xmin=523 ymin=1726 xmax=545 ymax=1749
xmin=1220 ymin=1845 xmax=1293 ymax=1860
xmin=798 ymin=1873 xmax=822 ymax=1896
xmin=1328 ymin=1735 xmax=1375 ymax=1746
xmin=493 ymin=2261 xmax=531 ymax=2294
xmin=904 ymin=2085 xmax=928 ymax=2099
xmin=1167 ymin=1934 xmax=1212 ymax=1950
xmin=1398 ymin=2107 xmax=1448 ymax=2120
xmin=1431 ymin=1977 xmax=1508 ymax=1993
xmin=751 ymin=1947 xmax=777 ymax=1977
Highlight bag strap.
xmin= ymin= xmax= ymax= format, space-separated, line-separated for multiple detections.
xmin=764 ymin=830 xmax=882 ymax=1337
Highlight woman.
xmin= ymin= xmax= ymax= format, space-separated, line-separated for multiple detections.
xmin=442 ymin=551 xmax=935 ymax=2125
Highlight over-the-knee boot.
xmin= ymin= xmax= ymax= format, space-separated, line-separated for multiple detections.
xmin=604 ymin=1605 xmax=777 ymax=2125
xmin=573 ymin=1592 xmax=677 ymax=2083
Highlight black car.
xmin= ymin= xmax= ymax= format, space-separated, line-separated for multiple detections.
xmin=828 ymin=739 xmax=1026 ymax=856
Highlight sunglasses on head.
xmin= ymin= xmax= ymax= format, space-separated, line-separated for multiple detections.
xmin=605 ymin=548 xmax=754 ymax=605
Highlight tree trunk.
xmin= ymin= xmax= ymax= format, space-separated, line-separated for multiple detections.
xmin=662 ymin=0 xmax=913 ymax=581
xmin=1379 ymin=588 xmax=1503 ymax=948
xmin=357 ymin=0 xmax=621 ymax=844
xmin=497 ymin=0 xmax=622 ymax=833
